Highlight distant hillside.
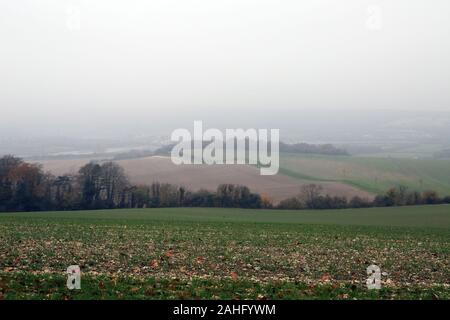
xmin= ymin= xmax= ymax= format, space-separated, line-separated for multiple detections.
xmin=39 ymin=156 xmax=374 ymax=204
xmin=434 ymin=149 xmax=450 ymax=159
xmin=280 ymin=154 xmax=450 ymax=195
xmin=279 ymin=142 xmax=349 ymax=155
xmin=152 ymin=142 xmax=349 ymax=157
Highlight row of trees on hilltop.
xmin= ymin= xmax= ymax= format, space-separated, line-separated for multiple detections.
xmin=1 ymin=155 xmax=449 ymax=212
xmin=277 ymin=184 xmax=450 ymax=210
xmin=279 ymin=142 xmax=349 ymax=156
xmin=128 ymin=183 xmax=267 ymax=209
xmin=0 ymin=156 xmax=50 ymax=211
xmin=0 ymin=156 xmax=267 ymax=211
xmin=0 ymin=155 xmax=130 ymax=211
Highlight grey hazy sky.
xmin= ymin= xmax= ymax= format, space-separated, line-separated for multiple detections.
xmin=1 ymin=0 xmax=449 ymax=137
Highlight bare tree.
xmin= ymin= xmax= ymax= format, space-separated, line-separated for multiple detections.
xmin=299 ymin=184 xmax=323 ymax=209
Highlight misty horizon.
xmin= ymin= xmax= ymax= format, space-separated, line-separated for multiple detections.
xmin=1 ymin=1 xmax=450 ymax=140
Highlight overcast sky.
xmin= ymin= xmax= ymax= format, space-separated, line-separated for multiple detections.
xmin=1 ymin=0 xmax=449 ymax=137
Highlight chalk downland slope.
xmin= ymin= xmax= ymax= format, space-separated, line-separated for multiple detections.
xmin=39 ymin=156 xmax=374 ymax=203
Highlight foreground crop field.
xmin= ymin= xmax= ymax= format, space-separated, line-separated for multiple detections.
xmin=0 ymin=206 xmax=449 ymax=300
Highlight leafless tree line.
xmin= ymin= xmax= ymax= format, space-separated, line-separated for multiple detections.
xmin=0 ymin=155 xmax=449 ymax=212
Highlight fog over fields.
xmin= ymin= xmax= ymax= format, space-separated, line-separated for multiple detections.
xmin=1 ymin=1 xmax=449 ymax=156
xmin=1 ymin=1 xmax=450 ymax=302
xmin=1 ymin=0 xmax=449 ymax=199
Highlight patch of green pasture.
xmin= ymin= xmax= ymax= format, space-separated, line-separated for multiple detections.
xmin=279 ymin=154 xmax=450 ymax=195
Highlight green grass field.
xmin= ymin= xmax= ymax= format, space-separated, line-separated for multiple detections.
xmin=280 ymin=153 xmax=450 ymax=195
xmin=1 ymin=206 xmax=449 ymax=300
